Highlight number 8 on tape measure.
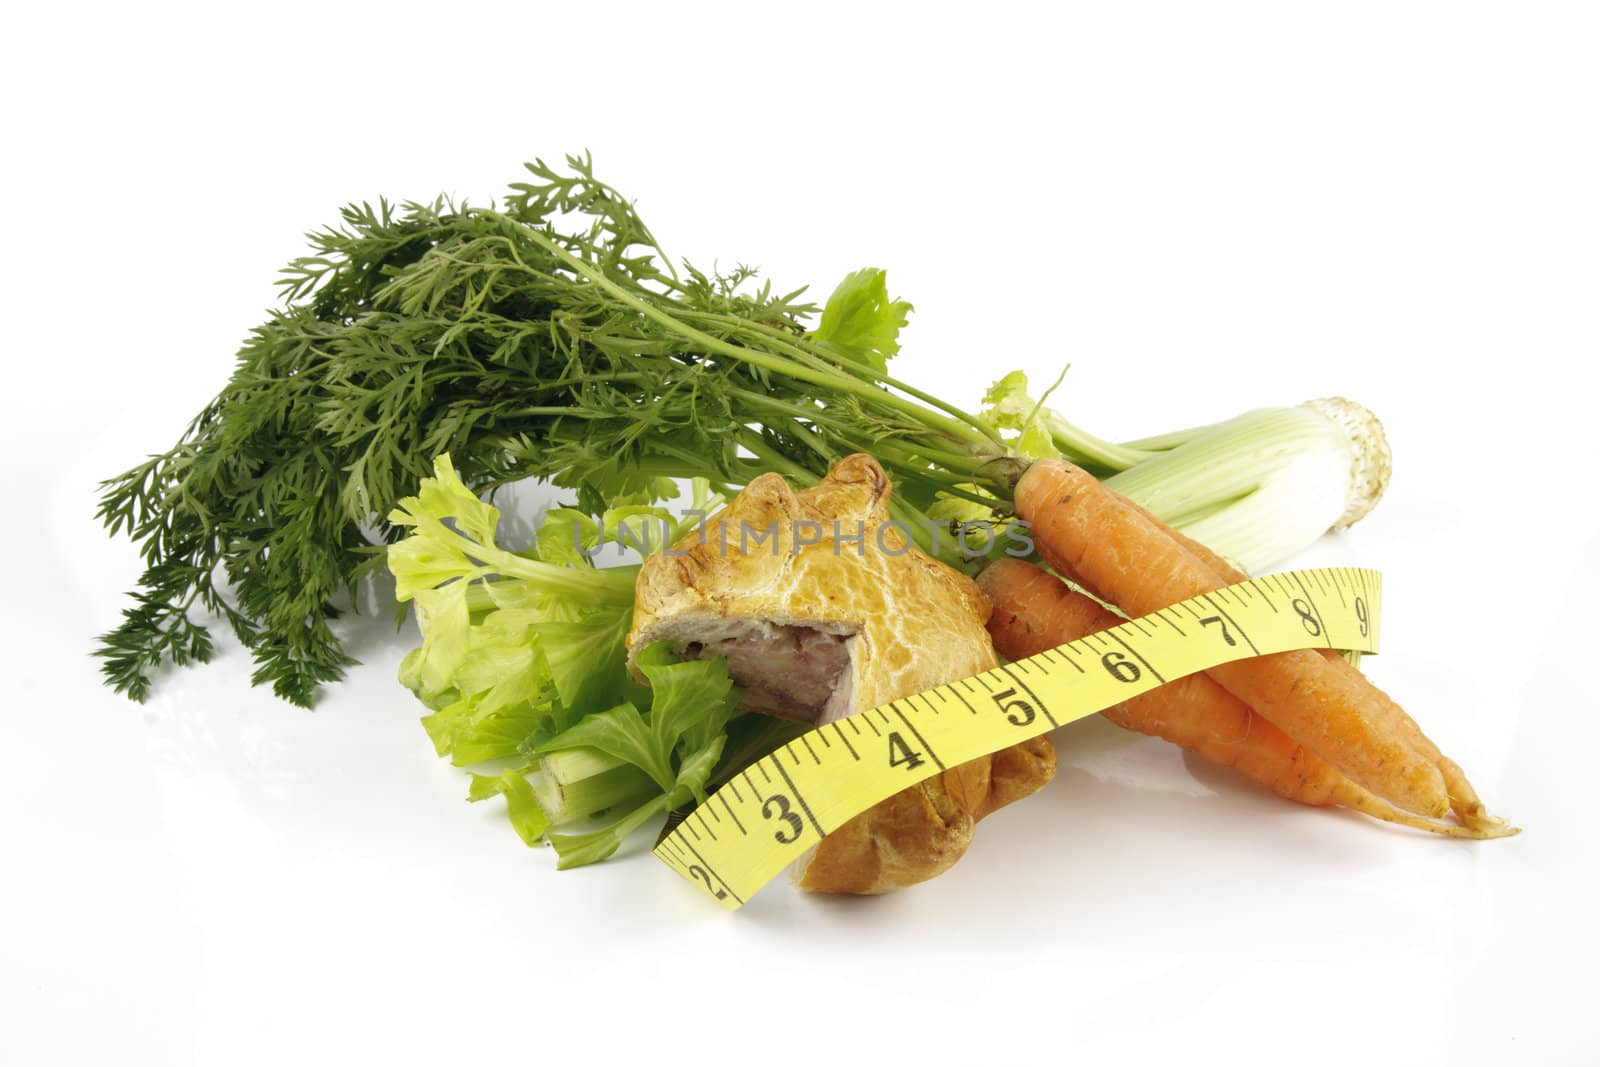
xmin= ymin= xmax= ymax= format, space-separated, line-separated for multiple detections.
xmin=654 ymin=566 xmax=1382 ymax=909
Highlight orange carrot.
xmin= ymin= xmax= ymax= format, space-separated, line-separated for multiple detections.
xmin=1144 ymin=508 xmax=1498 ymax=830
xmin=1014 ymin=457 xmax=1453 ymax=820
xmin=977 ymin=559 xmax=1511 ymax=838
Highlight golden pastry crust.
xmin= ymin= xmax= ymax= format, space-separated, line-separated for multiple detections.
xmin=793 ymin=734 xmax=1057 ymax=894
xmin=628 ymin=453 xmax=1056 ymax=894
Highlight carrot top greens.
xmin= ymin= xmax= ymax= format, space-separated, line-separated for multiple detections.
xmin=94 ymin=154 xmax=1143 ymax=707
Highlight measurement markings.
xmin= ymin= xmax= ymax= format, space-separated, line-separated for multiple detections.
xmin=740 ymin=769 xmax=763 ymax=810
xmin=1254 ymin=579 xmax=1281 ymax=612
xmin=1036 ymin=646 xmax=1086 ymax=674
xmin=720 ymin=793 xmax=747 ymax=834
xmin=1156 ymin=610 xmax=1187 ymax=636
xmin=1199 ymin=593 xmax=1260 ymax=655
xmin=997 ymin=662 xmax=1060 ymax=727
xmin=832 ymin=723 xmax=860 ymax=761
xmin=1289 ymin=571 xmax=1334 ymax=648
xmin=678 ymin=837 xmax=744 ymax=905
xmin=739 ymin=770 xmax=767 ymax=816
xmin=770 ymin=758 xmax=826 ymax=838
xmin=798 ymin=734 xmax=822 ymax=764
xmin=1105 ymin=629 xmax=1166 ymax=684
xmin=888 ymin=704 xmax=946 ymax=770
xmin=654 ymin=807 xmax=689 ymax=848
xmin=693 ymin=810 xmax=718 ymax=842
xmin=726 ymin=779 xmax=744 ymax=803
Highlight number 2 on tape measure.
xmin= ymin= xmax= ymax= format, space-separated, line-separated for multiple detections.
xmin=653 ymin=567 xmax=1382 ymax=910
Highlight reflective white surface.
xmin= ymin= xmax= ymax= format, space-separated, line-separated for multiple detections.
xmin=5 ymin=4 xmax=1598 ymax=1064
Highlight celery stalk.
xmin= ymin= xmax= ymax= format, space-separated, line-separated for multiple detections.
xmin=539 ymin=747 xmax=626 ymax=786
xmin=533 ymin=763 xmax=658 ymax=825
xmin=1106 ymin=398 xmax=1391 ymax=574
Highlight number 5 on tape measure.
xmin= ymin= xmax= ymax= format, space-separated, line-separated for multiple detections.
xmin=654 ymin=566 xmax=1382 ymax=909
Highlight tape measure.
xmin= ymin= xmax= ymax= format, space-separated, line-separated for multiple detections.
xmin=654 ymin=566 xmax=1381 ymax=909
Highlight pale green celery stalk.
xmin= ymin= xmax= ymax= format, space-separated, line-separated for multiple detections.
xmin=1105 ymin=399 xmax=1391 ymax=575
xmin=521 ymin=712 xmax=806 ymax=859
xmin=533 ymin=762 xmax=658 ymax=825
xmin=1043 ymin=411 xmax=1154 ymax=472
xmin=1115 ymin=420 xmax=1227 ymax=453
xmin=540 ymin=746 xmax=626 ymax=785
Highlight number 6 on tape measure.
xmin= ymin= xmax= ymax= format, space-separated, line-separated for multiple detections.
xmin=653 ymin=567 xmax=1382 ymax=910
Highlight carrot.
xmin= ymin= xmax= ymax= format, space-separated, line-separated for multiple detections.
xmin=1145 ymin=508 xmax=1500 ymax=831
xmin=1013 ymin=457 xmax=1454 ymax=820
xmin=977 ymin=559 xmax=1512 ymax=838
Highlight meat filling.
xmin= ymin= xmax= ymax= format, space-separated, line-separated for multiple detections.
xmin=682 ymin=622 xmax=856 ymax=724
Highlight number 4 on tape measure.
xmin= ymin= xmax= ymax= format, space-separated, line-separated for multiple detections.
xmin=886 ymin=732 xmax=925 ymax=770
xmin=653 ymin=567 xmax=1382 ymax=910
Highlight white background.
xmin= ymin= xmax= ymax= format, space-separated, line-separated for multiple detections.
xmin=4 ymin=2 xmax=1598 ymax=1064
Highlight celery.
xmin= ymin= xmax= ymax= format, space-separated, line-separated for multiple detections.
xmin=532 ymin=762 xmax=658 ymax=826
xmin=1106 ymin=398 xmax=1390 ymax=574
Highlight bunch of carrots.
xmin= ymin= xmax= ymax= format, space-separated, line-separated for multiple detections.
xmin=978 ymin=459 xmax=1515 ymax=839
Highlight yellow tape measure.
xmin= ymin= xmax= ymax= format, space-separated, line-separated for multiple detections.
xmin=654 ymin=566 xmax=1382 ymax=909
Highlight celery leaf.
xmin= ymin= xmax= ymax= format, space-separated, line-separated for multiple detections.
xmin=814 ymin=268 xmax=913 ymax=373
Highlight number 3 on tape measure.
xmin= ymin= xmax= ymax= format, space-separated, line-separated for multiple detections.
xmin=654 ymin=567 xmax=1382 ymax=910
xmin=762 ymin=794 xmax=804 ymax=843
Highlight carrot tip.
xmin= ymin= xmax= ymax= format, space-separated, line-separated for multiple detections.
xmin=1462 ymin=813 xmax=1520 ymax=839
